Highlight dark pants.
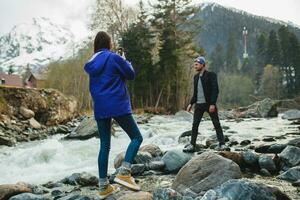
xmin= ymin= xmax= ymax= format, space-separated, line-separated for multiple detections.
xmin=191 ymin=103 xmax=225 ymax=146
xmin=96 ymin=114 xmax=143 ymax=179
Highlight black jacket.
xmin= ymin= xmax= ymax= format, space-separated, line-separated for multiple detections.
xmin=190 ymin=70 xmax=219 ymax=105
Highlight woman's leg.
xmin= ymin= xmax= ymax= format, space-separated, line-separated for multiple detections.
xmin=114 ymin=114 xmax=143 ymax=167
xmin=96 ymin=118 xmax=112 ymax=189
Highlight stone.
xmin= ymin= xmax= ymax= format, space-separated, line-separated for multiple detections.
xmin=218 ymin=151 xmax=245 ymax=167
xmin=114 ymin=151 xmax=152 ymax=169
xmin=279 ymin=145 xmax=300 ymax=167
xmin=255 ymin=144 xmax=271 ymax=153
xmin=0 ymin=135 xmax=16 ymax=146
xmin=162 ymin=149 xmax=192 ymax=173
xmin=282 ymin=109 xmax=300 ymax=120
xmin=131 ymin=164 xmax=146 ymax=175
xmin=241 ymin=150 xmax=259 ymax=167
xmin=172 ymin=152 xmax=242 ymax=194
xmin=260 ymin=168 xmax=272 ymax=176
xmin=286 ymin=138 xmax=300 ymax=148
xmin=140 ymin=144 xmax=163 ymax=157
xmin=8 ymin=193 xmax=49 ymax=200
xmin=29 ymin=118 xmax=42 ymax=129
xmin=258 ymin=155 xmax=277 ymax=173
xmin=277 ymin=166 xmax=300 ymax=182
xmin=292 ymin=179 xmax=300 ymax=187
xmin=0 ymin=183 xmax=32 ymax=200
xmin=201 ymin=179 xmax=290 ymax=200
xmin=146 ymin=161 xmax=165 ymax=171
xmin=268 ymin=144 xmax=287 ymax=154
xmin=153 ymin=188 xmax=182 ymax=200
xmin=65 ymin=117 xmax=98 ymax=140
xmin=60 ymin=172 xmax=98 ymax=186
xmin=240 ymin=140 xmax=251 ymax=146
xmin=19 ymin=106 xmax=35 ymax=119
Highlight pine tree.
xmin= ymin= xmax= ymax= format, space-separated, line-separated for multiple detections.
xmin=288 ymin=32 xmax=300 ymax=94
xmin=225 ymin=32 xmax=238 ymax=73
xmin=209 ymin=44 xmax=224 ymax=74
xmin=255 ymin=33 xmax=267 ymax=92
xmin=266 ymin=30 xmax=281 ymax=66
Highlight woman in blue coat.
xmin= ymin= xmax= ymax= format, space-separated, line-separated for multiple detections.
xmin=84 ymin=31 xmax=143 ymax=199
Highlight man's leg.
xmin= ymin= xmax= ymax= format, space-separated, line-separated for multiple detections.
xmin=208 ymin=106 xmax=225 ymax=145
xmin=190 ymin=104 xmax=205 ymax=147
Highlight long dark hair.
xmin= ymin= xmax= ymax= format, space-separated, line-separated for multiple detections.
xmin=94 ymin=31 xmax=111 ymax=53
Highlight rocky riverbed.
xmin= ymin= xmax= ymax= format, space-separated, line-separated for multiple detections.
xmin=1 ymin=108 xmax=300 ymax=200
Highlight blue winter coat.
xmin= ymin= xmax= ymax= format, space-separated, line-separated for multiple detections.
xmin=84 ymin=48 xmax=135 ymax=119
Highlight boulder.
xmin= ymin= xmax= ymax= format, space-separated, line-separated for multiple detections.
xmin=0 ymin=183 xmax=32 ymax=200
xmin=140 ymin=144 xmax=163 ymax=157
xmin=172 ymin=152 xmax=242 ymax=194
xmin=8 ymin=193 xmax=49 ymax=200
xmin=277 ymin=166 xmax=300 ymax=182
xmin=200 ymin=179 xmax=290 ymax=200
xmin=65 ymin=117 xmax=98 ymax=140
xmin=279 ymin=146 xmax=300 ymax=167
xmin=218 ymin=151 xmax=245 ymax=167
xmin=60 ymin=172 xmax=98 ymax=186
xmin=258 ymin=155 xmax=277 ymax=173
xmin=161 ymin=149 xmax=192 ymax=173
xmin=281 ymin=109 xmax=300 ymax=120
xmin=29 ymin=118 xmax=42 ymax=129
xmin=241 ymin=150 xmax=259 ymax=167
xmin=19 ymin=107 xmax=35 ymax=119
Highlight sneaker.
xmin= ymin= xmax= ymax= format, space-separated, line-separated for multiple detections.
xmin=183 ymin=144 xmax=195 ymax=153
xmin=99 ymin=184 xmax=119 ymax=199
xmin=114 ymin=167 xmax=141 ymax=191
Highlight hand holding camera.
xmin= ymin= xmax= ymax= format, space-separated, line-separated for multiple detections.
xmin=117 ymin=47 xmax=126 ymax=60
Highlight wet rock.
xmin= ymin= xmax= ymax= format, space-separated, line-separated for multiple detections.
xmin=172 ymin=152 xmax=242 ymax=194
xmin=279 ymin=146 xmax=300 ymax=167
xmin=56 ymin=125 xmax=70 ymax=134
xmin=282 ymin=109 xmax=300 ymax=120
xmin=19 ymin=107 xmax=35 ymax=119
xmin=153 ymin=188 xmax=182 ymax=200
xmin=292 ymin=179 xmax=300 ymax=187
xmin=268 ymin=144 xmax=287 ymax=154
xmin=286 ymin=138 xmax=300 ymax=148
xmin=260 ymin=168 xmax=272 ymax=176
xmin=241 ymin=150 xmax=259 ymax=167
xmin=60 ymin=172 xmax=98 ymax=186
xmin=65 ymin=117 xmax=98 ymax=140
xmin=140 ymin=144 xmax=163 ymax=157
xmin=240 ymin=140 xmax=251 ymax=146
xmin=8 ymin=193 xmax=49 ymax=200
xmin=131 ymin=164 xmax=146 ymax=175
xmin=218 ymin=151 xmax=245 ymax=167
xmin=262 ymin=137 xmax=276 ymax=142
xmin=277 ymin=166 xmax=300 ymax=182
xmin=56 ymin=194 xmax=92 ymax=200
xmin=118 ymin=191 xmax=152 ymax=200
xmin=255 ymin=144 xmax=271 ymax=153
xmin=146 ymin=161 xmax=165 ymax=171
xmin=114 ymin=151 xmax=152 ymax=169
xmin=162 ymin=149 xmax=192 ymax=173
xmin=0 ymin=183 xmax=32 ymax=200
xmin=201 ymin=179 xmax=290 ymax=200
xmin=29 ymin=118 xmax=42 ymax=129
xmin=258 ymin=155 xmax=277 ymax=173
xmin=205 ymin=135 xmax=229 ymax=147
xmin=0 ymin=135 xmax=16 ymax=146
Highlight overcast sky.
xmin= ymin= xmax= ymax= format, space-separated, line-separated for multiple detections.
xmin=0 ymin=0 xmax=299 ymax=39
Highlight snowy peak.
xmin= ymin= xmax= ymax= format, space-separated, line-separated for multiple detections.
xmin=0 ymin=17 xmax=75 ymax=74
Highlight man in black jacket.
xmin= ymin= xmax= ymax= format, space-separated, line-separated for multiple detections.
xmin=184 ymin=56 xmax=227 ymax=152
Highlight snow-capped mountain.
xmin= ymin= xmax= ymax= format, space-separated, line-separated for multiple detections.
xmin=0 ymin=17 xmax=78 ymax=74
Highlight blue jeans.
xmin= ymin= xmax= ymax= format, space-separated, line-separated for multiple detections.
xmin=96 ymin=114 xmax=143 ymax=179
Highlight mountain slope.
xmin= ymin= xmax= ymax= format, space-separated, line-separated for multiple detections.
xmin=0 ymin=17 xmax=76 ymax=74
xmin=193 ymin=2 xmax=300 ymax=59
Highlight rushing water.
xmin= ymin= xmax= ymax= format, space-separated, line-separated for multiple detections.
xmin=0 ymin=114 xmax=297 ymax=185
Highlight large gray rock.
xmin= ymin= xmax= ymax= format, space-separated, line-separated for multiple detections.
xmin=19 ymin=106 xmax=35 ymax=119
xmin=277 ymin=166 xmax=300 ymax=182
xmin=200 ymin=179 xmax=290 ymax=200
xmin=287 ymin=138 xmax=300 ymax=148
xmin=162 ymin=149 xmax=192 ymax=173
xmin=60 ymin=172 xmax=98 ymax=186
xmin=8 ymin=193 xmax=49 ymax=200
xmin=65 ymin=117 xmax=98 ymax=140
xmin=0 ymin=183 xmax=32 ymax=200
xmin=279 ymin=146 xmax=300 ymax=167
xmin=241 ymin=150 xmax=258 ymax=167
xmin=172 ymin=152 xmax=242 ymax=194
xmin=281 ymin=109 xmax=300 ymax=120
